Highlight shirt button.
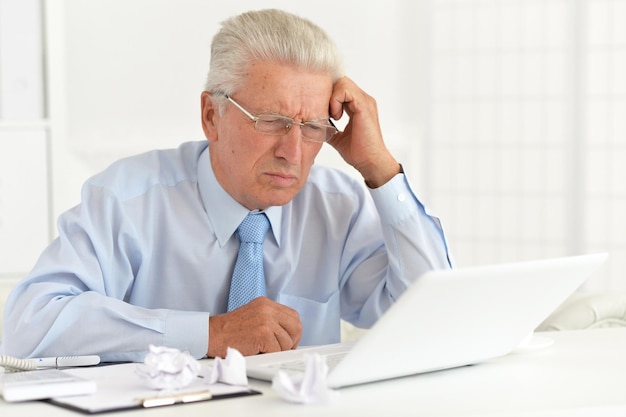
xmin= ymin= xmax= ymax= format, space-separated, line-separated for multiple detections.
xmin=397 ymin=193 xmax=406 ymax=202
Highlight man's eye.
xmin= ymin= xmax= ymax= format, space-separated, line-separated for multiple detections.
xmin=259 ymin=115 xmax=288 ymax=125
xmin=305 ymin=124 xmax=323 ymax=132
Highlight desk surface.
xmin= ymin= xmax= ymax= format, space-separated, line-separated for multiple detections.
xmin=3 ymin=328 xmax=626 ymax=416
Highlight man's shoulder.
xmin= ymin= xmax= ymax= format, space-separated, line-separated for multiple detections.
xmin=85 ymin=141 xmax=208 ymax=200
xmin=291 ymin=165 xmax=373 ymax=218
xmin=308 ymin=164 xmax=364 ymax=191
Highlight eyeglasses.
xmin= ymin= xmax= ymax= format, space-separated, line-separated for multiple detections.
xmin=223 ymin=94 xmax=338 ymax=143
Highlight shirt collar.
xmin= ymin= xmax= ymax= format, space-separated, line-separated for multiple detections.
xmin=197 ymin=145 xmax=283 ymax=247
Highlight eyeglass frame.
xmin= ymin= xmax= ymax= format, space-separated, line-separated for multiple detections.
xmin=221 ymin=94 xmax=339 ymax=143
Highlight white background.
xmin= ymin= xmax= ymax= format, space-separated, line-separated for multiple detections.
xmin=1 ymin=0 xmax=624 ymax=293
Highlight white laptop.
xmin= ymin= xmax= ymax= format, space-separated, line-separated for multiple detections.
xmin=246 ymin=253 xmax=608 ymax=388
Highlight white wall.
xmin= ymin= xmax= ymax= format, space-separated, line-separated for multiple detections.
xmin=420 ymin=0 xmax=626 ymax=292
xmin=0 ymin=0 xmax=49 ymax=282
xmin=2 ymin=0 xmax=625 ymax=293
xmin=45 ymin=0 xmax=425 ymax=220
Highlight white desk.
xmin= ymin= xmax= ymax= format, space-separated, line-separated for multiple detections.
xmin=2 ymin=328 xmax=626 ymax=416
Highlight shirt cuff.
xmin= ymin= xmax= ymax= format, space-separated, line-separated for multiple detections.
xmin=164 ymin=310 xmax=210 ymax=359
xmin=368 ymin=172 xmax=421 ymax=225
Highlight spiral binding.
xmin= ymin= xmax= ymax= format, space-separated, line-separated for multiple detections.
xmin=0 ymin=355 xmax=37 ymax=372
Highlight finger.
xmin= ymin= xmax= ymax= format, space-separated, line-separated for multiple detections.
xmin=276 ymin=304 xmax=302 ymax=328
xmin=329 ymin=77 xmax=356 ymax=119
xmin=329 ymin=97 xmax=345 ymax=121
xmin=254 ymin=318 xmax=298 ymax=353
xmin=330 ymin=91 xmax=357 ymax=119
xmin=257 ymin=301 xmax=301 ymax=351
xmin=256 ymin=326 xmax=283 ymax=354
xmin=272 ymin=325 xmax=297 ymax=351
xmin=291 ymin=330 xmax=302 ymax=349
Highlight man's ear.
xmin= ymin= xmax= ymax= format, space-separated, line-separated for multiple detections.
xmin=200 ymin=91 xmax=219 ymax=143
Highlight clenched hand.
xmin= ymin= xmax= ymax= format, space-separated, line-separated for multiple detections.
xmin=207 ymin=297 xmax=302 ymax=358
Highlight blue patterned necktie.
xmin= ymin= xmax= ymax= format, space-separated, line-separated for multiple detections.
xmin=227 ymin=212 xmax=270 ymax=312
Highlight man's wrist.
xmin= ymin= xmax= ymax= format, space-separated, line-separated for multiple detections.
xmin=363 ymin=160 xmax=403 ymax=189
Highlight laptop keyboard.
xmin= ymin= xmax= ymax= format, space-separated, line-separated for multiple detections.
xmin=268 ymin=351 xmax=348 ymax=373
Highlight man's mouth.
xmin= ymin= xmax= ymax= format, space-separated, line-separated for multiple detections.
xmin=265 ymin=171 xmax=298 ymax=187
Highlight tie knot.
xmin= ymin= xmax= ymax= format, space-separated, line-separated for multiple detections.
xmin=237 ymin=213 xmax=270 ymax=244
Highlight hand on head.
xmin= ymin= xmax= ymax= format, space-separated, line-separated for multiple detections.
xmin=328 ymin=76 xmax=401 ymax=188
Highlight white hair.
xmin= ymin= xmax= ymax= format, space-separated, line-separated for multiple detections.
xmin=204 ymin=9 xmax=344 ymax=111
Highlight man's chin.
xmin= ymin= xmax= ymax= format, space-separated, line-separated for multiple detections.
xmin=257 ymin=189 xmax=300 ymax=208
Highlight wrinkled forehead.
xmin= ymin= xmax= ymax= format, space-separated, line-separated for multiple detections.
xmin=234 ymin=60 xmax=334 ymax=117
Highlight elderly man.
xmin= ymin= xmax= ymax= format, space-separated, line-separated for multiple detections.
xmin=2 ymin=9 xmax=450 ymax=362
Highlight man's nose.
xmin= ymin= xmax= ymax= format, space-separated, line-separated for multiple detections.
xmin=274 ymin=125 xmax=303 ymax=163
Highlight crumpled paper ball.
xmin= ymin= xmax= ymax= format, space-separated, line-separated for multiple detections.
xmin=199 ymin=346 xmax=249 ymax=386
xmin=271 ymin=353 xmax=339 ymax=404
xmin=136 ymin=344 xmax=201 ymax=390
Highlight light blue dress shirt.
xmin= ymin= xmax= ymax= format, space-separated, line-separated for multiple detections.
xmin=2 ymin=141 xmax=450 ymax=362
